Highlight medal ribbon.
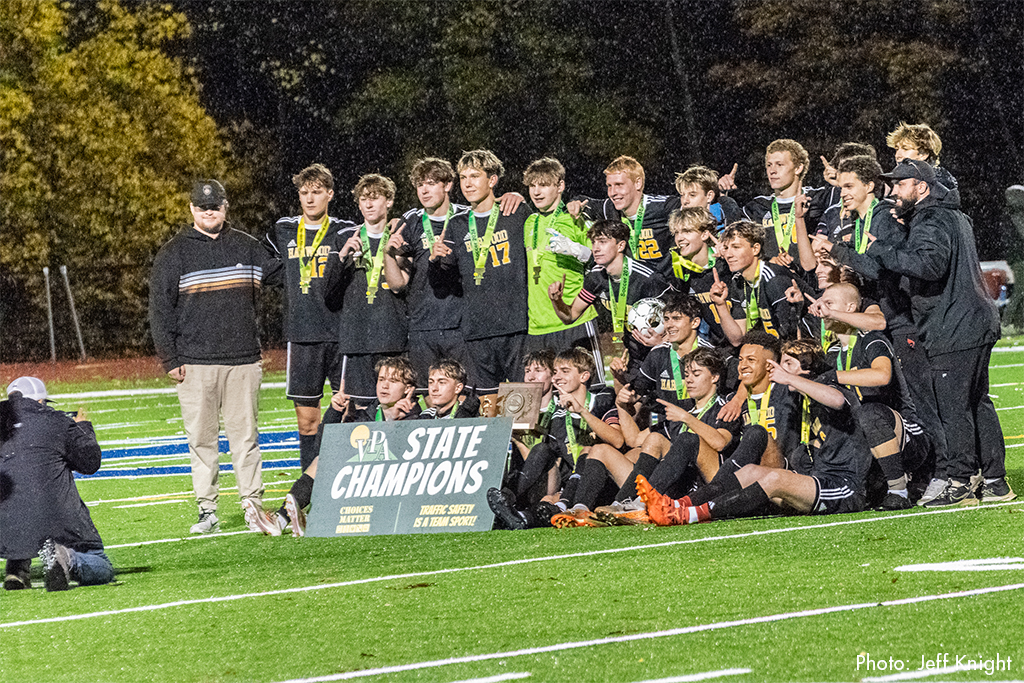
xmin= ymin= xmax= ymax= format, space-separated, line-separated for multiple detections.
xmin=421 ymin=205 xmax=454 ymax=250
xmin=671 ymin=246 xmax=716 ymax=281
xmin=744 ymin=262 xmax=762 ymax=331
xmin=800 ymin=395 xmax=811 ymax=444
xmin=468 ymin=204 xmax=500 ymax=284
xmin=374 ymin=405 xmax=384 ymax=422
xmin=564 ymin=391 xmax=592 ymax=466
xmin=529 ymin=203 xmax=564 ymax=268
xmin=746 ymin=384 xmax=773 ymax=427
xmin=609 ymin=260 xmax=631 ymax=335
xmin=770 ymin=197 xmax=797 ymax=253
xmin=837 ymin=335 xmax=858 ymax=373
xmin=360 ymin=223 xmax=392 ymax=303
xmin=854 ymin=199 xmax=878 ymax=254
xmin=297 ymin=216 xmax=331 ymax=292
xmin=622 ymin=197 xmax=646 ymax=257
xmin=680 ymin=392 xmax=718 ymax=434
xmin=668 ymin=338 xmax=700 ymax=401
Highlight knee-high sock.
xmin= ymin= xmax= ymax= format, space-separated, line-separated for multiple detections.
xmin=573 ymin=458 xmax=610 ymax=510
xmin=876 ymin=453 xmax=907 ymax=491
xmin=299 ymin=433 xmax=318 ymax=472
xmin=729 ymin=425 xmax=770 ymax=469
xmin=707 ymin=481 xmax=771 ymax=520
xmin=688 ymin=469 xmax=742 ymax=507
xmin=616 ymin=452 xmax=662 ymax=501
xmin=289 ymin=473 xmax=315 ymax=510
xmin=648 ymin=432 xmax=700 ymax=493
xmin=515 ymin=441 xmax=559 ymax=499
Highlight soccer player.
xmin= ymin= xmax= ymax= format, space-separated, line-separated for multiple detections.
xmin=264 ymin=164 xmax=349 ymax=472
xmin=428 ymin=150 xmax=532 ymax=395
xmin=549 ymin=219 xmax=674 ymax=384
xmin=323 ymin=174 xmax=408 ymax=408
xmin=520 ymin=157 xmax=605 ymax=386
xmin=570 ymin=155 xmax=677 ymax=277
xmin=488 ymin=348 xmax=620 ymax=529
xmin=709 ymin=221 xmax=807 ymax=347
xmin=639 ymin=339 xmax=873 ymax=523
xmin=383 ymin=158 xmax=473 ymax=388
xmin=871 ymin=160 xmax=1010 ymax=506
xmin=149 ymin=179 xmax=283 ymax=534
xmin=417 ymin=359 xmax=481 ymax=419
xmin=667 ymin=207 xmax=731 ymax=346
xmin=886 ymin=122 xmax=959 ymax=201
xmin=816 ymin=283 xmax=928 ymax=510
xmin=742 ymin=139 xmax=824 ymax=269
xmin=815 ymin=142 xmax=878 ymax=238
xmin=674 ymin=165 xmax=743 ymax=233
xmin=259 ymin=357 xmax=420 ymax=537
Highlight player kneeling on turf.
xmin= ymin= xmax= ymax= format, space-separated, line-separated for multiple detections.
xmin=638 ymin=339 xmax=873 ymax=524
xmin=248 ymin=357 xmax=419 ymax=537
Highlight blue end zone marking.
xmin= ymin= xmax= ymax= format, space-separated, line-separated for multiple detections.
xmin=101 ymin=431 xmax=300 ymax=460
xmin=77 ymin=458 xmax=301 ymax=479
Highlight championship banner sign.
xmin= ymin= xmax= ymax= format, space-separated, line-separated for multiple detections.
xmin=306 ymin=417 xmax=513 ymax=537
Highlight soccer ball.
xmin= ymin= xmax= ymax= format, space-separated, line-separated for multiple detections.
xmin=627 ymin=297 xmax=666 ymax=337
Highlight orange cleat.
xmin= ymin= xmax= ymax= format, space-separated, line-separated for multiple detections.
xmin=550 ymin=506 xmax=607 ymax=528
xmin=635 ymin=475 xmax=686 ymax=526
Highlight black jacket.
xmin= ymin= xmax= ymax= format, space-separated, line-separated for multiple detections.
xmin=869 ymin=192 xmax=999 ymax=355
xmin=0 ymin=397 xmax=104 ymax=559
xmin=149 ymin=225 xmax=283 ymax=371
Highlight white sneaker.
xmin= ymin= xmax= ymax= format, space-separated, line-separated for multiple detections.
xmin=916 ymin=478 xmax=948 ymax=506
xmin=190 ymin=510 xmax=219 ymax=534
xmin=968 ymin=470 xmax=984 ymax=494
xmin=284 ymin=494 xmax=306 ymax=537
xmin=242 ymin=499 xmax=282 ymax=536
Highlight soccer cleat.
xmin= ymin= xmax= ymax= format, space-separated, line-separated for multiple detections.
xmin=243 ymin=499 xmax=282 ymax=536
xmin=284 ymin=494 xmax=306 ymax=537
xmin=4 ymin=572 xmax=30 ymax=591
xmin=594 ymin=498 xmax=650 ymax=525
xmin=190 ymin=510 xmax=219 ymax=534
xmin=39 ymin=539 xmax=72 ymax=592
xmin=877 ymin=491 xmax=913 ymax=511
xmin=978 ymin=478 xmax=1017 ymax=503
xmin=923 ymin=480 xmax=979 ymax=508
xmin=486 ymin=487 xmax=528 ymax=530
xmin=274 ymin=511 xmax=289 ymax=534
xmin=916 ymin=477 xmax=948 ymax=506
xmin=635 ymin=475 xmax=687 ymax=525
xmin=550 ymin=505 xmax=606 ymax=528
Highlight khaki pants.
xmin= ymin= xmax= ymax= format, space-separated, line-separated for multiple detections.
xmin=176 ymin=363 xmax=264 ymax=513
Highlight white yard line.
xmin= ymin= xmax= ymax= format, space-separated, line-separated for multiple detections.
xmin=49 ymin=382 xmax=288 ymax=400
xmin=6 ymin=501 xmax=1022 ymax=629
xmin=628 ymin=671 xmax=753 ymax=683
xmin=267 ymin=585 xmax=1024 ymax=683
xmin=444 ymin=674 xmax=531 ymax=683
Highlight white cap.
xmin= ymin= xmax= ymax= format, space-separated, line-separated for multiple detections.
xmin=6 ymin=376 xmax=49 ymax=401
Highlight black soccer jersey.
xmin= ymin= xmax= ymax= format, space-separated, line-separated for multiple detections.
xmin=429 ymin=203 xmax=531 ymax=340
xmin=323 ymin=225 xmax=408 ymax=355
xmin=578 ymin=257 xmax=675 ymax=372
xmin=579 ymin=194 xmax=679 ymax=277
xmin=788 ymin=394 xmax=873 ymax=497
xmin=415 ymin=395 xmax=481 ymax=420
xmin=633 ymin=340 xmax=714 ymax=412
xmin=265 ymin=215 xmax=352 ymax=342
xmin=397 ymin=206 xmax=469 ymax=332
xmin=742 ymin=186 xmax=827 ymax=261
xmin=827 ymin=330 xmax=919 ymax=425
xmin=544 ymin=387 xmax=619 ymax=453
xmin=735 ymin=381 xmax=806 ymax=463
xmin=726 ymin=261 xmax=802 ymax=340
xmin=675 ymin=257 xmax=731 ymax=346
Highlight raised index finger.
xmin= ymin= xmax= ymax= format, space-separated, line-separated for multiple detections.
xmin=712 ymin=266 xmax=721 ymax=283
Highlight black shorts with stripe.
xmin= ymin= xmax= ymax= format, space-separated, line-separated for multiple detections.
xmin=286 ymin=342 xmax=342 ymax=407
xmin=810 ymin=474 xmax=866 ymax=515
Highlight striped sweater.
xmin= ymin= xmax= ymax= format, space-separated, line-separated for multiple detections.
xmin=149 ymin=225 xmax=283 ymax=371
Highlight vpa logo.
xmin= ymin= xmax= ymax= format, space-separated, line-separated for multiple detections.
xmin=346 ymin=424 xmax=394 ymax=462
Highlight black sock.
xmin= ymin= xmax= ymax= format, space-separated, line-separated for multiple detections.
xmin=515 ymin=442 xmax=558 ymax=499
xmin=648 ymin=433 xmax=700 ymax=493
xmin=616 ymin=452 xmax=661 ymax=501
xmin=573 ymin=459 xmax=610 ymax=510
xmin=689 ymin=470 xmax=742 ymax=507
xmin=708 ymin=482 xmax=770 ymax=519
xmin=876 ymin=453 xmax=907 ymax=490
xmin=289 ymin=473 xmax=315 ymax=510
xmin=299 ymin=433 xmax=318 ymax=472
xmin=730 ymin=425 xmax=770 ymax=468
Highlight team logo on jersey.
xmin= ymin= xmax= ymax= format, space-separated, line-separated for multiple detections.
xmin=287 ymin=239 xmax=297 ymax=248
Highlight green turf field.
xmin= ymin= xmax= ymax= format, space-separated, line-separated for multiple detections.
xmin=2 ymin=347 xmax=1023 ymax=683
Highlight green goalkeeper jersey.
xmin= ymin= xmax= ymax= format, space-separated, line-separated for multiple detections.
xmin=525 ymin=209 xmax=596 ymax=335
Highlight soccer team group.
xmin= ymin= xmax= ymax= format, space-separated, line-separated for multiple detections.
xmin=149 ymin=121 xmax=1016 ymax=539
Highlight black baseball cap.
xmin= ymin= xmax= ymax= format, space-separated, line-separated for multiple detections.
xmin=880 ymin=159 xmax=936 ymax=185
xmin=191 ymin=179 xmax=227 ymax=209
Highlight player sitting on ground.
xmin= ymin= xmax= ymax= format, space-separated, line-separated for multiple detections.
xmin=639 ymin=339 xmax=873 ymax=524
xmin=550 ymin=219 xmax=674 ymax=384
xmin=488 ymin=348 xmax=621 ymax=530
xmin=816 ymin=283 xmax=928 ymax=510
xmin=674 ymin=165 xmax=742 ymax=234
xmin=253 ymin=357 xmax=419 ymax=537
xmin=416 ymin=359 xmax=481 ymax=419
xmin=506 ymin=349 xmax=559 ymax=500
